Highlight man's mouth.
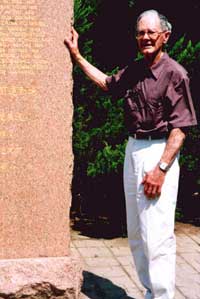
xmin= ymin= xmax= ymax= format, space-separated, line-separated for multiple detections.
xmin=142 ymin=44 xmax=152 ymax=49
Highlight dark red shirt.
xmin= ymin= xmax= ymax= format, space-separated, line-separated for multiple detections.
xmin=106 ymin=53 xmax=197 ymax=135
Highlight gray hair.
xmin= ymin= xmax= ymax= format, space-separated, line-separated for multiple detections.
xmin=136 ymin=9 xmax=172 ymax=32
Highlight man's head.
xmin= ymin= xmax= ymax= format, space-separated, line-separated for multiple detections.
xmin=136 ymin=10 xmax=171 ymax=60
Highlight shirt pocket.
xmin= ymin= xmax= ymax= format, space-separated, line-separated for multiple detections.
xmin=142 ymin=97 xmax=164 ymax=129
xmin=125 ymin=89 xmax=143 ymax=124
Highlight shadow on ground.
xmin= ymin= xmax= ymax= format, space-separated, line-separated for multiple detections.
xmin=82 ymin=271 xmax=135 ymax=299
xmin=71 ymin=215 xmax=127 ymax=239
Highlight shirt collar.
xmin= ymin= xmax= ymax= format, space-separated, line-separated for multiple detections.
xmin=148 ymin=52 xmax=169 ymax=80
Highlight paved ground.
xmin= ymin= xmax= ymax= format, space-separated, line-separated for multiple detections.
xmin=70 ymin=221 xmax=200 ymax=299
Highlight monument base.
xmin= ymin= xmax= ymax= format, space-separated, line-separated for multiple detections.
xmin=0 ymin=256 xmax=83 ymax=299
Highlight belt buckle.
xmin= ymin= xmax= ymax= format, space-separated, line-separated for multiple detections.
xmin=133 ymin=133 xmax=153 ymax=140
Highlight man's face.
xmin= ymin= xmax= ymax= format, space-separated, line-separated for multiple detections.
xmin=136 ymin=14 xmax=169 ymax=58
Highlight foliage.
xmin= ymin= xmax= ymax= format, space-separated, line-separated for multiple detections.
xmin=169 ymin=36 xmax=200 ymax=73
xmin=73 ymin=0 xmax=128 ymax=182
xmin=87 ymin=142 xmax=127 ymax=177
xmin=169 ymin=39 xmax=200 ymax=217
xmin=74 ymin=0 xmax=100 ymax=34
xmin=128 ymin=0 xmax=136 ymax=8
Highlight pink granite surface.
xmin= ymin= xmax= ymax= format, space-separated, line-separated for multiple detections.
xmin=0 ymin=0 xmax=74 ymax=258
xmin=0 ymin=257 xmax=83 ymax=298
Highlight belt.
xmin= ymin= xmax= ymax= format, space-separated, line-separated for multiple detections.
xmin=132 ymin=132 xmax=168 ymax=140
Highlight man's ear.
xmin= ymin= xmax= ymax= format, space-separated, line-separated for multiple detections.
xmin=163 ymin=31 xmax=171 ymax=44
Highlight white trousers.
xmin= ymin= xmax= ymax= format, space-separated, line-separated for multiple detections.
xmin=124 ymin=137 xmax=180 ymax=299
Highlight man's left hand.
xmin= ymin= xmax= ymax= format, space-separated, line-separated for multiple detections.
xmin=142 ymin=166 xmax=166 ymax=199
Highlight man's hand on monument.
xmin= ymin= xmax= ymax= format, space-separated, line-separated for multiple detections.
xmin=142 ymin=166 xmax=166 ymax=199
xmin=64 ymin=27 xmax=108 ymax=90
xmin=64 ymin=27 xmax=80 ymax=59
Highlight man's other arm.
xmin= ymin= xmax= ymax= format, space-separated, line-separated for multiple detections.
xmin=142 ymin=128 xmax=185 ymax=199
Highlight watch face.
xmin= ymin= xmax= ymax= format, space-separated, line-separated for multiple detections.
xmin=159 ymin=162 xmax=169 ymax=172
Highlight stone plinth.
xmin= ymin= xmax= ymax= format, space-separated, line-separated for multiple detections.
xmin=0 ymin=0 xmax=82 ymax=297
xmin=0 ymin=257 xmax=82 ymax=299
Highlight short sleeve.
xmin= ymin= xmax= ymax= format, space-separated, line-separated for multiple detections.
xmin=166 ymin=76 xmax=197 ymax=129
xmin=105 ymin=67 xmax=128 ymax=98
xmin=106 ymin=60 xmax=143 ymax=98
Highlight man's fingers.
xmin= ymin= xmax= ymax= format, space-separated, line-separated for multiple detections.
xmin=64 ymin=37 xmax=70 ymax=46
xmin=65 ymin=27 xmax=78 ymax=46
xmin=151 ymin=185 xmax=159 ymax=198
xmin=72 ymin=27 xmax=79 ymax=38
xmin=144 ymin=183 xmax=153 ymax=198
xmin=145 ymin=186 xmax=154 ymax=199
xmin=144 ymin=182 xmax=160 ymax=199
xmin=64 ymin=32 xmax=72 ymax=46
xmin=70 ymin=27 xmax=79 ymax=44
xmin=143 ymin=181 xmax=149 ymax=193
xmin=142 ymin=169 xmax=164 ymax=199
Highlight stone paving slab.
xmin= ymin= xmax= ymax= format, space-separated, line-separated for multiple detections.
xmin=71 ymin=222 xmax=200 ymax=299
xmin=84 ymin=257 xmax=120 ymax=267
xmin=77 ymin=246 xmax=113 ymax=258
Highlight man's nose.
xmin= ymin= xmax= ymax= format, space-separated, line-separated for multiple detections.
xmin=143 ymin=32 xmax=150 ymax=39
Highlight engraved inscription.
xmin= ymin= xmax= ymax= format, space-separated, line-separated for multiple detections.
xmin=0 ymin=161 xmax=17 ymax=172
xmin=0 ymin=145 xmax=22 ymax=156
xmin=0 ymin=111 xmax=37 ymax=122
xmin=0 ymin=1 xmax=46 ymax=174
xmin=0 ymin=130 xmax=12 ymax=138
xmin=0 ymin=86 xmax=36 ymax=95
xmin=0 ymin=0 xmax=49 ymax=74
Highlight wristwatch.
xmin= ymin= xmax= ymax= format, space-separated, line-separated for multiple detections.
xmin=158 ymin=161 xmax=170 ymax=173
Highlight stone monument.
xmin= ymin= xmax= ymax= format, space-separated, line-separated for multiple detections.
xmin=0 ymin=0 xmax=82 ymax=298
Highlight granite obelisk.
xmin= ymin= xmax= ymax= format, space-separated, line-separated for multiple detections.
xmin=0 ymin=0 xmax=82 ymax=297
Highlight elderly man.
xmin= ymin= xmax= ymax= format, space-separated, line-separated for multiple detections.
xmin=65 ymin=9 xmax=197 ymax=299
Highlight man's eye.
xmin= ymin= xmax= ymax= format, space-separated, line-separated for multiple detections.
xmin=138 ymin=31 xmax=145 ymax=36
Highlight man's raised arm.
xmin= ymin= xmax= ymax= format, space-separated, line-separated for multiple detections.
xmin=65 ymin=27 xmax=108 ymax=91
